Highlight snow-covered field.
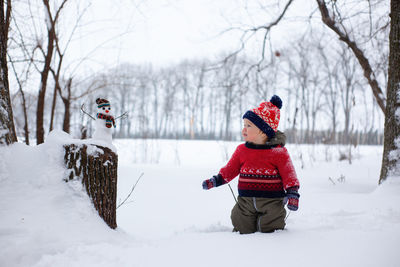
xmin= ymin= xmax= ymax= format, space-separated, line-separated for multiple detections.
xmin=1 ymin=131 xmax=400 ymax=267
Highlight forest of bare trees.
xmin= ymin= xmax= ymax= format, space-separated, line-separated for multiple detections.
xmin=9 ymin=49 xmax=384 ymax=145
xmin=4 ymin=0 xmax=390 ymax=146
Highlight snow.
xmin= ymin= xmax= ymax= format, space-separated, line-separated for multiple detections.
xmin=388 ymin=135 xmax=400 ymax=178
xmin=93 ymin=119 xmax=114 ymax=144
xmin=396 ymin=108 xmax=400 ymax=124
xmin=0 ymin=128 xmax=10 ymax=138
xmin=396 ymin=83 xmax=400 ymax=124
xmin=0 ymin=99 xmax=9 ymax=118
xmin=46 ymin=129 xmax=116 ymax=152
xmin=1 ymin=132 xmax=400 ymax=267
xmin=397 ymin=82 xmax=400 ymax=102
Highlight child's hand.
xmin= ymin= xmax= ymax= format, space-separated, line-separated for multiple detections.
xmin=202 ymin=176 xmax=217 ymax=190
xmin=284 ymin=187 xmax=300 ymax=211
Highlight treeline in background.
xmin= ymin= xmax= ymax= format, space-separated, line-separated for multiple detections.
xmin=8 ymin=1 xmax=387 ymax=146
xmin=11 ymin=40 xmax=385 ymax=145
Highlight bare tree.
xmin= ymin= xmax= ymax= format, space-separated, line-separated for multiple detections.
xmin=57 ymin=78 xmax=73 ymax=133
xmin=7 ymin=2 xmax=41 ymax=145
xmin=337 ymin=47 xmax=358 ymax=144
xmin=316 ymin=0 xmax=386 ymax=113
xmin=0 ymin=0 xmax=17 ymax=145
xmin=8 ymin=55 xmax=31 ymax=144
xmin=159 ymin=69 xmax=181 ymax=138
xmin=177 ymin=60 xmax=207 ymax=139
xmin=318 ymin=43 xmax=339 ymax=143
xmin=214 ymin=55 xmax=246 ymax=140
xmin=379 ymin=0 xmax=400 ymax=183
xmin=35 ymin=0 xmax=69 ymax=144
xmin=286 ymin=38 xmax=323 ymax=143
xmin=107 ymin=64 xmax=136 ymax=138
xmin=48 ymin=2 xmax=91 ymax=134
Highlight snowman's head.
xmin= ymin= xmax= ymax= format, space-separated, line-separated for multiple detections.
xmin=96 ymin=98 xmax=112 ymax=115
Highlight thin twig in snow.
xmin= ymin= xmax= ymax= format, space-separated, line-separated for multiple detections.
xmin=228 ymin=184 xmax=238 ymax=204
xmin=285 ymin=210 xmax=291 ymax=221
xmin=117 ymin=172 xmax=144 ymax=209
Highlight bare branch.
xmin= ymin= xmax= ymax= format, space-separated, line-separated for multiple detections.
xmin=7 ymin=53 xmax=30 ymax=144
xmin=115 ymin=112 xmax=129 ymax=120
xmin=81 ymin=104 xmax=96 ymax=120
xmin=316 ymin=0 xmax=386 ymax=113
xmin=215 ymin=0 xmax=294 ymax=69
xmin=117 ymin=173 xmax=144 ymax=209
xmin=259 ymin=0 xmax=294 ymax=62
xmin=43 ymin=0 xmax=69 ymax=28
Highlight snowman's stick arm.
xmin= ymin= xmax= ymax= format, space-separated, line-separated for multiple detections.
xmin=81 ymin=104 xmax=96 ymax=120
xmin=115 ymin=111 xmax=128 ymax=120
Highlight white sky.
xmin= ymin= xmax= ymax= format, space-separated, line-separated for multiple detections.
xmin=69 ymin=0 xmax=316 ymax=72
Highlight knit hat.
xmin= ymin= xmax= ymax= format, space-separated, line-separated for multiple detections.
xmin=96 ymin=98 xmax=110 ymax=108
xmin=242 ymin=95 xmax=282 ymax=139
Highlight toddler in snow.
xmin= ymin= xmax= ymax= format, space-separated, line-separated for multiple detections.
xmin=202 ymin=95 xmax=300 ymax=234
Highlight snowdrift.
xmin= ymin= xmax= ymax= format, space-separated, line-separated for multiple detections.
xmin=0 ymin=132 xmax=399 ymax=267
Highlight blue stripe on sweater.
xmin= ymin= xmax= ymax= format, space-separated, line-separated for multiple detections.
xmin=238 ymin=189 xmax=285 ymax=198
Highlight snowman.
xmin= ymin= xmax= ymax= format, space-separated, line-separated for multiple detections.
xmin=93 ymin=98 xmax=116 ymax=143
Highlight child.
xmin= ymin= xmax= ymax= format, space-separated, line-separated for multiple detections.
xmin=202 ymin=95 xmax=300 ymax=234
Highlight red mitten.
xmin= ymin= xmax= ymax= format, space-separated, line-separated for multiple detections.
xmin=284 ymin=187 xmax=300 ymax=211
xmin=202 ymin=177 xmax=217 ymax=190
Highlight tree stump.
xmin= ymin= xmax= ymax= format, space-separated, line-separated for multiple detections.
xmin=64 ymin=144 xmax=118 ymax=229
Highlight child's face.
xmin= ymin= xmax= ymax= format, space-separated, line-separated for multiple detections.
xmin=242 ymin=119 xmax=267 ymax=144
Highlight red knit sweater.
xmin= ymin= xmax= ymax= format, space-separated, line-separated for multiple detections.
xmin=219 ymin=142 xmax=300 ymax=198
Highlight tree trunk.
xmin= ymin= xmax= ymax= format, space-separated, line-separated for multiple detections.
xmin=62 ymin=98 xmax=70 ymax=133
xmin=36 ymin=25 xmax=55 ymax=144
xmin=379 ymin=0 xmax=400 ymax=183
xmin=49 ymin=85 xmax=58 ymax=132
xmin=37 ymin=0 xmax=68 ymax=144
xmin=0 ymin=0 xmax=17 ymax=145
xmin=61 ymin=78 xmax=72 ymax=133
xmin=64 ymin=144 xmax=118 ymax=229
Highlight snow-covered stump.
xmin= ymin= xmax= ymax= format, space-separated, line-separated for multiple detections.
xmin=63 ymin=144 xmax=118 ymax=229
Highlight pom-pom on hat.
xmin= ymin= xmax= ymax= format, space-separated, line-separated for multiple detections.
xmin=96 ymin=98 xmax=110 ymax=108
xmin=242 ymin=95 xmax=282 ymax=139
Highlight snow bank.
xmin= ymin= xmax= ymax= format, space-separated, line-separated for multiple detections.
xmin=0 ymin=131 xmax=123 ymax=267
xmin=1 ymin=136 xmax=400 ymax=267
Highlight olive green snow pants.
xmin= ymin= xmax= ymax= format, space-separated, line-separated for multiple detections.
xmin=231 ymin=196 xmax=286 ymax=234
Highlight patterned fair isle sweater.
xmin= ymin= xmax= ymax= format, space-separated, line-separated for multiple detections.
xmin=216 ymin=141 xmax=300 ymax=198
